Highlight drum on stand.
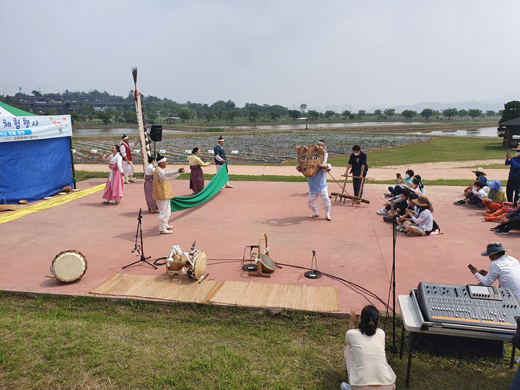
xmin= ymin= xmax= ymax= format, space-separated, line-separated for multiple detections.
xmin=50 ymin=250 xmax=88 ymax=283
xmin=193 ymin=251 xmax=207 ymax=280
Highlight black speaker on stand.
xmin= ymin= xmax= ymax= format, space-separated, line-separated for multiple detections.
xmin=150 ymin=124 xmax=162 ymax=157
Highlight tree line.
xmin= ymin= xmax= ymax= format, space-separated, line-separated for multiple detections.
xmin=0 ymin=89 xmax=501 ymax=125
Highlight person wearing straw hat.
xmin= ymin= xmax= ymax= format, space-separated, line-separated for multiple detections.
xmin=120 ymin=134 xmax=140 ymax=184
xmin=153 ymin=154 xmax=185 ymax=234
xmin=470 ymin=243 xmax=520 ymax=302
xmin=214 ymin=136 xmax=233 ymax=188
xmin=401 ymin=195 xmax=433 ymax=236
xmin=505 ymin=146 xmax=520 ymax=203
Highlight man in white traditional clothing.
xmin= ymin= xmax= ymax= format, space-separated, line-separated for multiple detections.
xmin=153 ymin=154 xmax=185 ymax=234
xmin=120 ymin=134 xmax=140 ymax=184
xmin=214 ymin=135 xmax=233 ymax=188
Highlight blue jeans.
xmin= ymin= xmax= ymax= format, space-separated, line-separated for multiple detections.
xmin=509 ymin=365 xmax=520 ymax=390
xmin=388 ymin=185 xmax=402 ymax=196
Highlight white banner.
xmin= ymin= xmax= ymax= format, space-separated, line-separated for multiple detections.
xmin=0 ymin=115 xmax=72 ymax=143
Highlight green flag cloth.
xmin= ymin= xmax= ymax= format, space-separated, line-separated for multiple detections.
xmin=170 ymin=164 xmax=229 ymax=212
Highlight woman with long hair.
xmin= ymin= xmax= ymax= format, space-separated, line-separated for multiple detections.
xmin=101 ymin=145 xmax=124 ymax=204
xmin=341 ymin=305 xmax=396 ymax=390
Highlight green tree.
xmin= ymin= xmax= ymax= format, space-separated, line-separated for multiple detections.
xmin=204 ymin=111 xmax=215 ymax=121
xmin=96 ymin=110 xmax=111 ymax=124
xmin=468 ymin=109 xmax=483 ymax=118
xmin=225 ymin=110 xmax=238 ymax=121
xmin=249 ymin=111 xmax=260 ymax=122
xmin=69 ymin=112 xmax=81 ymax=123
xmin=44 ymin=109 xmax=58 ymax=116
xmin=270 ymin=111 xmax=281 ymax=121
xmin=374 ymin=109 xmax=382 ymax=116
xmin=401 ymin=110 xmax=416 ymax=119
xmin=122 ymin=110 xmax=137 ymax=124
xmin=420 ymin=108 xmax=434 ymax=119
xmin=145 ymin=108 xmax=158 ymax=123
xmin=324 ymin=110 xmax=336 ymax=119
xmin=31 ymin=90 xmax=42 ymax=97
xmin=383 ymin=109 xmax=395 ymax=116
xmin=486 ymin=110 xmax=496 ymax=117
xmin=178 ymin=107 xmax=191 ymax=121
xmin=458 ymin=109 xmax=468 ymax=117
xmin=288 ymin=110 xmax=300 ymax=120
xmin=442 ymin=108 xmax=458 ymax=119
xmin=342 ymin=110 xmax=352 ymax=119
xmin=307 ymin=110 xmax=320 ymax=119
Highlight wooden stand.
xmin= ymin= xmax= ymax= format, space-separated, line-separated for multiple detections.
xmin=249 ymin=233 xmax=281 ymax=278
xmin=329 ymin=173 xmax=370 ymax=205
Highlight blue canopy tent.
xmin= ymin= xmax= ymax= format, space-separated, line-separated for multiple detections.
xmin=0 ymin=102 xmax=74 ymax=203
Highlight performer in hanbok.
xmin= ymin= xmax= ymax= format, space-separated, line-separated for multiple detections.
xmin=144 ymin=155 xmax=158 ymax=213
xmin=120 ymin=134 xmax=140 ymax=184
xmin=295 ymin=142 xmax=332 ymax=221
xmin=101 ymin=145 xmax=124 ymax=204
xmin=214 ymin=136 xmax=233 ymax=188
xmin=188 ymin=147 xmax=214 ymax=195
xmin=153 ymin=155 xmax=185 ymax=234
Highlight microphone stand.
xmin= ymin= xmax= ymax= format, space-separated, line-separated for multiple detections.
xmin=122 ymin=209 xmax=157 ymax=269
xmin=387 ymin=216 xmax=399 ymax=362
xmin=304 ymin=250 xmax=321 ymax=279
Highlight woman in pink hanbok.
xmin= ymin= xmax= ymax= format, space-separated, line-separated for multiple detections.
xmin=102 ymin=145 xmax=125 ymax=204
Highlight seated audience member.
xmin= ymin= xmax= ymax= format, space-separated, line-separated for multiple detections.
xmin=490 ymin=206 xmax=520 ymax=235
xmin=386 ymin=169 xmax=414 ymax=197
xmin=484 ymin=202 xmax=516 ymax=222
xmin=383 ymin=188 xmax=413 ymax=222
xmin=464 ymin=167 xmax=488 ymax=196
xmin=411 ymin=178 xmax=423 ymax=197
xmin=341 ymin=306 xmax=396 ymax=390
xmin=402 ymin=195 xmax=434 ymax=236
xmin=482 ymin=180 xmax=507 ymax=213
xmin=454 ymin=181 xmax=489 ymax=208
xmin=469 ymin=243 xmax=520 ymax=302
xmin=413 ymin=175 xmax=425 ymax=195
xmin=396 ymin=193 xmax=419 ymax=227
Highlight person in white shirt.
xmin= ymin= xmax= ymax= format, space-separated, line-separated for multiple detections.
xmin=152 ymin=155 xmax=185 ymax=234
xmin=470 ymin=243 xmax=520 ymax=302
xmin=454 ymin=180 xmax=490 ymax=209
xmin=402 ymin=195 xmax=433 ymax=237
xmin=341 ymin=305 xmax=396 ymax=390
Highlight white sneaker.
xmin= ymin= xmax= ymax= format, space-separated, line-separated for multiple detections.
xmin=159 ymin=230 xmax=173 ymax=234
xmin=129 ymin=178 xmax=135 ymax=182
xmin=340 ymin=382 xmax=351 ymax=390
xmin=310 ymin=213 xmax=319 ymax=218
xmin=376 ymin=208 xmax=389 ymax=215
xmin=225 ymin=184 xmax=234 ymax=188
xmin=101 ymin=199 xmax=109 ymax=204
xmin=166 ymin=225 xmax=173 ymax=230
xmin=326 ymin=215 xmax=332 ymax=221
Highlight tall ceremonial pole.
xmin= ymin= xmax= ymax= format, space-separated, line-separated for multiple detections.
xmin=132 ymin=67 xmax=148 ymax=172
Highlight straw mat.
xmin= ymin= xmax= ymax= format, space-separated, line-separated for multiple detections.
xmin=91 ymin=274 xmax=340 ymax=312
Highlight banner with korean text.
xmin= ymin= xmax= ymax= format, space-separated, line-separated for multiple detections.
xmin=0 ymin=115 xmax=72 ymax=143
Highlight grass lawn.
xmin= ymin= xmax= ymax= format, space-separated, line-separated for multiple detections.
xmin=328 ymin=137 xmax=506 ymax=167
xmin=0 ymin=293 xmax=515 ymax=389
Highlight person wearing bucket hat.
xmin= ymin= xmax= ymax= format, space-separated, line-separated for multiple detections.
xmin=401 ymin=195 xmax=433 ymax=236
xmin=469 ymin=242 xmax=520 ymax=302
xmin=505 ymin=146 xmax=520 ymax=203
xmin=481 ymin=180 xmax=507 ymax=213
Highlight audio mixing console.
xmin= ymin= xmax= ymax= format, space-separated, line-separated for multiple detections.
xmin=413 ymin=283 xmax=520 ymax=334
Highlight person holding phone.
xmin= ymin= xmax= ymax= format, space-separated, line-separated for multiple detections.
xmin=469 ymin=243 xmax=520 ymax=302
xmin=385 ymin=169 xmax=414 ymax=197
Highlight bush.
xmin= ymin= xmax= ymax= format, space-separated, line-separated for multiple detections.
xmin=204 ymin=127 xmax=226 ymax=132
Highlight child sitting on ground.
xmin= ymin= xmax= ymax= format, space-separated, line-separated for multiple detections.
xmin=454 ymin=181 xmax=489 ymax=209
xmin=464 ymin=168 xmax=488 ymax=196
